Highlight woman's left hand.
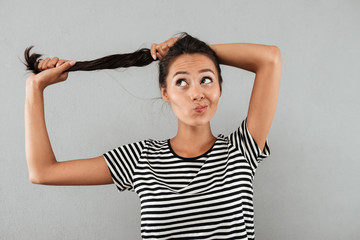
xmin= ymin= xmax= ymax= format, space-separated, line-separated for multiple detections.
xmin=151 ymin=37 xmax=179 ymax=60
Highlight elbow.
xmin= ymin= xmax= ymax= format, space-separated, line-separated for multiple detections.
xmin=269 ymin=45 xmax=282 ymax=66
xmin=29 ymin=170 xmax=47 ymax=185
xmin=26 ymin=158 xmax=56 ymax=184
xmin=27 ymin=163 xmax=42 ymax=184
xmin=29 ymin=173 xmax=42 ymax=184
xmin=256 ymin=46 xmax=282 ymax=73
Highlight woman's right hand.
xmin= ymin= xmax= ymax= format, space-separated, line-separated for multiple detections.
xmin=27 ymin=57 xmax=76 ymax=91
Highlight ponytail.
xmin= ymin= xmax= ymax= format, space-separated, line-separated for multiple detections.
xmin=23 ymin=32 xmax=223 ymax=92
xmin=23 ymin=46 xmax=155 ymax=74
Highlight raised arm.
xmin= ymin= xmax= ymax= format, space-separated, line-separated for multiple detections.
xmin=210 ymin=43 xmax=282 ymax=152
xmin=25 ymin=58 xmax=113 ymax=185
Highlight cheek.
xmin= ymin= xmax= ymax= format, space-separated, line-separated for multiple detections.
xmin=168 ymin=93 xmax=181 ymax=105
xmin=209 ymin=89 xmax=221 ymax=104
xmin=168 ymin=92 xmax=188 ymax=112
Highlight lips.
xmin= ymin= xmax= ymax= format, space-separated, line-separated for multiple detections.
xmin=194 ymin=105 xmax=208 ymax=113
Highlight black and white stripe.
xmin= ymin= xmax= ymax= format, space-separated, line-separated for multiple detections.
xmin=103 ymin=117 xmax=270 ymax=240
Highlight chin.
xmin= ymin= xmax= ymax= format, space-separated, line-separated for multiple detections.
xmin=177 ymin=111 xmax=216 ymax=127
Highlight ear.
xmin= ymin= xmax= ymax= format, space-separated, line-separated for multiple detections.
xmin=161 ymin=87 xmax=170 ymax=102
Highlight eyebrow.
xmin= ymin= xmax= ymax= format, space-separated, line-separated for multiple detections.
xmin=172 ymin=69 xmax=215 ymax=78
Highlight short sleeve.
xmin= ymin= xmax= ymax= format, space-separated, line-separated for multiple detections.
xmin=103 ymin=140 xmax=146 ymax=192
xmin=228 ymin=117 xmax=270 ymax=171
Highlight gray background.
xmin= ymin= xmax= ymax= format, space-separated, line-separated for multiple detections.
xmin=1 ymin=0 xmax=359 ymax=239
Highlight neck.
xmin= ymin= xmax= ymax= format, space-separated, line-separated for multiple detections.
xmin=170 ymin=120 xmax=216 ymax=154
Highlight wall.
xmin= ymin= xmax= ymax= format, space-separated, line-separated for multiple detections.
xmin=1 ymin=0 xmax=359 ymax=239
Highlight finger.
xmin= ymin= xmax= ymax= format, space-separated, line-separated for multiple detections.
xmin=43 ymin=58 xmax=51 ymax=70
xmin=38 ymin=59 xmax=44 ymax=70
xmin=156 ymin=52 xmax=162 ymax=60
xmin=161 ymin=45 xmax=170 ymax=57
xmin=164 ymin=39 xmax=173 ymax=47
xmin=47 ymin=57 xmax=59 ymax=69
xmin=38 ymin=59 xmax=45 ymax=71
xmin=156 ymin=45 xmax=168 ymax=58
xmin=56 ymin=59 xmax=66 ymax=67
xmin=162 ymin=44 xmax=170 ymax=52
xmin=171 ymin=37 xmax=179 ymax=45
xmin=55 ymin=60 xmax=76 ymax=73
xmin=168 ymin=37 xmax=178 ymax=48
xmin=41 ymin=58 xmax=51 ymax=71
xmin=151 ymin=44 xmax=157 ymax=60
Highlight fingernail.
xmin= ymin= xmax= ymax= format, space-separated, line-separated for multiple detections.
xmin=152 ymin=54 xmax=156 ymax=60
xmin=70 ymin=61 xmax=76 ymax=66
xmin=56 ymin=63 xmax=59 ymax=67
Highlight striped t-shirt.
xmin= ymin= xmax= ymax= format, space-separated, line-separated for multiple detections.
xmin=103 ymin=117 xmax=270 ymax=240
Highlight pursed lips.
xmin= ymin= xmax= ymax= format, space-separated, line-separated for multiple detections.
xmin=194 ymin=105 xmax=208 ymax=112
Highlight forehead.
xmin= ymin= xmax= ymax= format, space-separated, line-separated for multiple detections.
xmin=168 ymin=53 xmax=217 ymax=76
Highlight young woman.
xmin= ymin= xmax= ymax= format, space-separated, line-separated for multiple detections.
xmin=24 ymin=33 xmax=281 ymax=239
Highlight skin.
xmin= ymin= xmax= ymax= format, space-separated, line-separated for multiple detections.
xmin=161 ymin=53 xmax=221 ymax=157
xmin=25 ymin=37 xmax=281 ymax=185
xmin=25 ymin=61 xmax=114 ymax=185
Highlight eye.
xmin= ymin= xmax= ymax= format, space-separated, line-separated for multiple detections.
xmin=176 ymin=79 xmax=187 ymax=87
xmin=201 ymin=77 xmax=213 ymax=84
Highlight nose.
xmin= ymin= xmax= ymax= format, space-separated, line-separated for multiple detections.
xmin=190 ymin=84 xmax=204 ymax=101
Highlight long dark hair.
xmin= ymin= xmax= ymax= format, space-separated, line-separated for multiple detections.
xmin=23 ymin=32 xmax=223 ymax=90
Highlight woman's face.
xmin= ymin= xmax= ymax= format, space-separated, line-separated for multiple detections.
xmin=161 ymin=53 xmax=221 ymax=127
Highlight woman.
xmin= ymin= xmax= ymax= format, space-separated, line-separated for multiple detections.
xmin=24 ymin=32 xmax=281 ymax=239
